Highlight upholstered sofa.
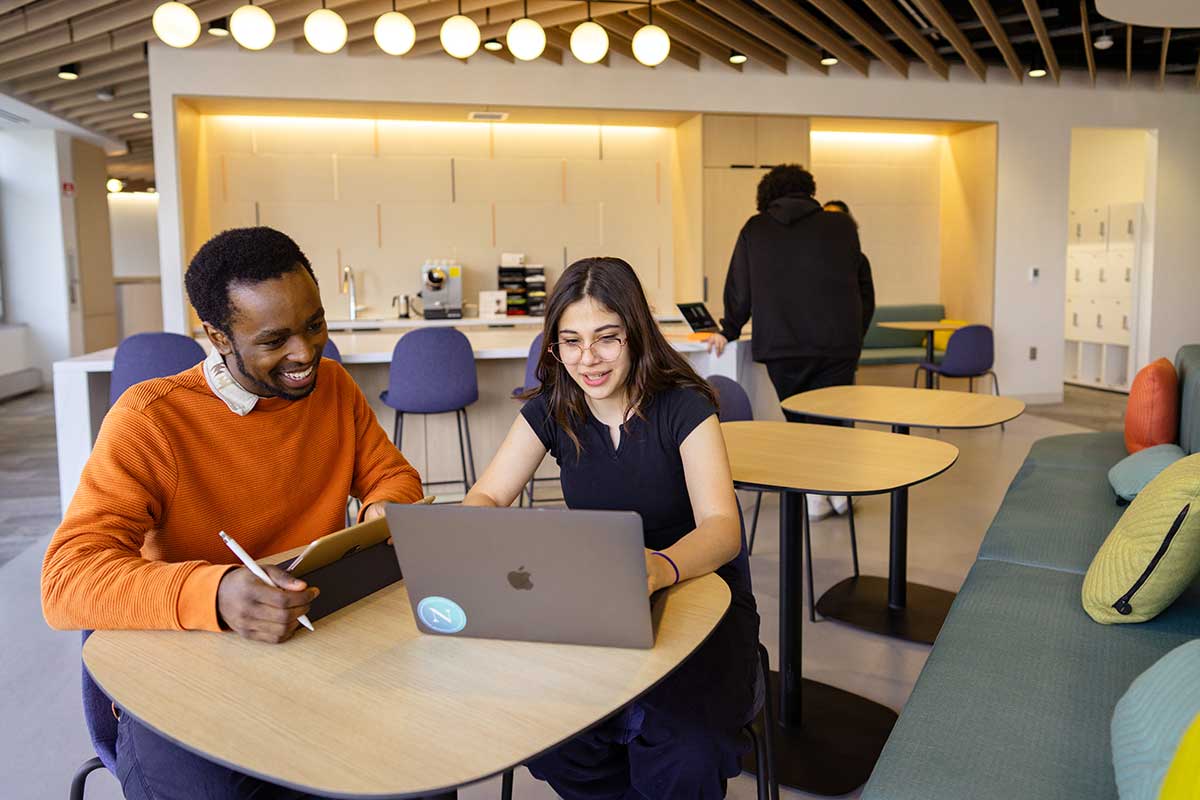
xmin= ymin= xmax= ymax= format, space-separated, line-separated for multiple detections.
xmin=859 ymin=304 xmax=947 ymax=366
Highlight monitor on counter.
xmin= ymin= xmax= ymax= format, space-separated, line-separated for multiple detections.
xmin=677 ymin=302 xmax=719 ymax=333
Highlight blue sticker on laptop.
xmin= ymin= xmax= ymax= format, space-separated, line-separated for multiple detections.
xmin=416 ymin=596 xmax=467 ymax=634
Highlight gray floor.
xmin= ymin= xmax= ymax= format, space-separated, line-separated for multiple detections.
xmin=0 ymin=389 xmax=1094 ymax=799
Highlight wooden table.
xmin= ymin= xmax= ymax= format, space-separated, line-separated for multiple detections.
xmin=877 ymin=320 xmax=965 ymax=388
xmin=721 ymin=421 xmax=959 ymax=796
xmin=84 ymin=567 xmax=731 ymax=799
xmin=782 ymin=386 xmax=1025 ymax=645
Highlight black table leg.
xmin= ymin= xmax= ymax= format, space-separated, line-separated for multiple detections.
xmin=814 ymin=424 xmax=957 ymax=645
xmin=742 ymin=491 xmax=896 ymax=796
xmin=924 ymin=332 xmax=935 ymax=388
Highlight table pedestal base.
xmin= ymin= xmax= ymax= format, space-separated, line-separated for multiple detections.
xmin=815 ymin=576 xmax=955 ymax=645
xmin=741 ymin=673 xmax=897 ymax=797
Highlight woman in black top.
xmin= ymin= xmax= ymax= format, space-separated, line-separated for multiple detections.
xmin=465 ymin=257 xmax=760 ymax=799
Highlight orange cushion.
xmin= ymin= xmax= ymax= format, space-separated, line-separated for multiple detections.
xmin=1126 ymin=358 xmax=1180 ymax=454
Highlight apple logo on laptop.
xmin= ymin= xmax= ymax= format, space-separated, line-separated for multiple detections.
xmin=507 ymin=566 xmax=533 ymax=590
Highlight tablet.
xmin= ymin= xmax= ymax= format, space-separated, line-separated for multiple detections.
xmin=677 ymin=302 xmax=719 ymax=333
xmin=287 ymin=496 xmax=435 ymax=576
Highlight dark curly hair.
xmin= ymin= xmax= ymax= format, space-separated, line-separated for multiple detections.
xmin=756 ymin=164 xmax=816 ymax=212
xmin=185 ymin=227 xmax=316 ymax=332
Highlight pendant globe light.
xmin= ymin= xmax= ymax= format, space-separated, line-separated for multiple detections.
xmin=441 ymin=0 xmax=481 ymax=59
xmin=229 ymin=2 xmax=276 ymax=50
xmin=570 ymin=2 xmax=608 ymax=64
xmin=305 ymin=1 xmax=348 ymax=54
xmin=374 ymin=1 xmax=416 ymax=55
xmin=631 ymin=3 xmax=669 ymax=67
xmin=152 ymin=2 xmax=201 ymax=48
xmin=506 ymin=0 xmax=545 ymax=61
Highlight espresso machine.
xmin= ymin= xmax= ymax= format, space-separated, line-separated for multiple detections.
xmin=419 ymin=260 xmax=463 ymax=319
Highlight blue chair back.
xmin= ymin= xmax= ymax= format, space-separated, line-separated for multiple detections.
xmin=938 ymin=325 xmax=994 ymax=376
xmin=80 ymin=630 xmax=117 ymax=772
xmin=109 ymin=332 xmax=206 ymax=406
xmin=708 ymin=375 xmax=753 ymax=422
xmin=322 ymin=338 xmax=343 ymax=363
xmin=380 ymin=328 xmax=479 ymax=414
xmin=523 ymin=333 xmax=544 ymax=392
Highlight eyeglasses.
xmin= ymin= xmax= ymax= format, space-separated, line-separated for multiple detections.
xmin=549 ymin=335 xmax=626 ymax=365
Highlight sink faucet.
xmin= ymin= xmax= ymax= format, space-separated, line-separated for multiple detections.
xmin=341 ymin=265 xmax=357 ymax=321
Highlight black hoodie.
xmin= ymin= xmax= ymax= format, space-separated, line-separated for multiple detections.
xmin=718 ymin=193 xmax=875 ymax=362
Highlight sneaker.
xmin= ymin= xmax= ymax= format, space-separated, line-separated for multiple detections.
xmin=831 ymin=495 xmax=851 ymax=515
xmin=806 ymin=494 xmax=834 ymax=521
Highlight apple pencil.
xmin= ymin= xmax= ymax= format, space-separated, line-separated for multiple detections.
xmin=218 ymin=530 xmax=314 ymax=632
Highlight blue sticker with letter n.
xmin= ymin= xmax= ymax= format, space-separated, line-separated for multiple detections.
xmin=416 ymin=596 xmax=467 ymax=634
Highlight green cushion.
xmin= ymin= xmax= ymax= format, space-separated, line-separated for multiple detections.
xmin=861 ymin=560 xmax=1200 ymax=800
xmin=859 ymin=347 xmax=944 ymax=366
xmin=1025 ymin=432 xmax=1129 ymax=471
xmin=1112 ymin=640 xmax=1200 ymax=800
xmin=1178 ymin=345 xmax=1200 ymax=456
xmin=1108 ymin=444 xmax=1187 ymax=502
xmin=1083 ymin=454 xmax=1200 ymax=624
xmin=861 ymin=304 xmax=946 ymax=348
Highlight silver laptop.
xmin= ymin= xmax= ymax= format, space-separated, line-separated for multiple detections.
xmin=387 ymin=504 xmax=655 ymax=648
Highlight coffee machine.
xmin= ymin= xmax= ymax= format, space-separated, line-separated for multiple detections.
xmin=419 ymin=260 xmax=463 ymax=319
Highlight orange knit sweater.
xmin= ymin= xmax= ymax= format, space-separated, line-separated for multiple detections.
xmin=42 ymin=359 xmax=423 ymax=632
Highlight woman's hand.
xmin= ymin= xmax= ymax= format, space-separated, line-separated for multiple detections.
xmin=645 ymin=550 xmax=676 ymax=595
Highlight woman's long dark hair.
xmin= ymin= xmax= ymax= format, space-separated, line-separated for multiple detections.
xmin=524 ymin=257 xmax=718 ymax=456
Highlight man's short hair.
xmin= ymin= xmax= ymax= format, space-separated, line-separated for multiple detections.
xmin=756 ymin=164 xmax=817 ymax=212
xmin=185 ymin=227 xmax=316 ymax=332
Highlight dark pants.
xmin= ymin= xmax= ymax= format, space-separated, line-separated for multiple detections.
xmin=116 ymin=713 xmax=456 ymax=800
xmin=765 ymin=356 xmax=857 ymax=426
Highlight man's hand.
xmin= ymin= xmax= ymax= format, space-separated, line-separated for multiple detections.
xmin=216 ymin=565 xmax=318 ymax=644
xmin=706 ymin=333 xmax=729 ymax=357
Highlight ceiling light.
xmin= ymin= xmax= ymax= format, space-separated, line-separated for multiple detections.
xmin=1028 ymin=65 xmax=1047 ymax=78
xmin=132 ymin=111 xmax=150 ymax=120
xmin=632 ymin=24 xmax=670 ymax=67
xmin=820 ymin=51 xmax=839 ymax=67
xmin=58 ymin=63 xmax=80 ymax=80
xmin=374 ymin=9 xmax=416 ymax=55
xmin=483 ymin=37 xmax=504 ymax=52
xmin=106 ymin=178 xmax=124 ymax=193
xmin=729 ymin=50 xmax=747 ymax=65
xmin=208 ymin=17 xmax=230 ymax=36
xmin=96 ymin=88 xmax=115 ymax=101
xmin=440 ymin=11 xmax=481 ymax=59
xmin=230 ymin=4 xmax=275 ymax=50
xmin=1094 ymin=33 xmax=1114 ymax=50
xmin=304 ymin=5 xmax=348 ymax=54
xmin=507 ymin=15 xmax=546 ymax=61
xmin=152 ymin=2 xmax=201 ymax=48
xmin=570 ymin=20 xmax=608 ymax=64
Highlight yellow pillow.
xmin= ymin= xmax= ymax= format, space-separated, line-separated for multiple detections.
xmin=1161 ymin=712 xmax=1200 ymax=799
xmin=933 ymin=319 xmax=968 ymax=351
xmin=1082 ymin=454 xmax=1200 ymax=624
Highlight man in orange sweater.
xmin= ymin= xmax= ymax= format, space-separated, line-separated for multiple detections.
xmin=42 ymin=227 xmax=427 ymax=799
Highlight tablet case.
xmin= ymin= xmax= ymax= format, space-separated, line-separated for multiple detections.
xmin=279 ymin=541 xmax=402 ymax=623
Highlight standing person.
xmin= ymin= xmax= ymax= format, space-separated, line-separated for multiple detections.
xmin=465 ymin=257 xmax=759 ymax=799
xmin=707 ymin=166 xmax=875 ymax=518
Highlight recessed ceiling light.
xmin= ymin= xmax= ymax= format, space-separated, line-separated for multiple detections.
xmin=58 ymin=63 xmax=80 ymax=80
xmin=1028 ymin=66 xmax=1047 ymax=78
xmin=1094 ymin=33 xmax=1114 ymax=50
xmin=820 ymin=52 xmax=838 ymax=67
xmin=106 ymin=178 xmax=124 ymax=193
xmin=729 ymin=50 xmax=747 ymax=65
xmin=208 ymin=17 xmax=230 ymax=36
xmin=483 ymin=37 xmax=504 ymax=51
xmin=132 ymin=111 xmax=150 ymax=120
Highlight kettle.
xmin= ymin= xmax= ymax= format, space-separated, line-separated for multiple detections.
xmin=392 ymin=294 xmax=411 ymax=319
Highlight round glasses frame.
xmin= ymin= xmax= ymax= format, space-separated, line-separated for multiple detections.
xmin=548 ymin=335 xmax=626 ymax=365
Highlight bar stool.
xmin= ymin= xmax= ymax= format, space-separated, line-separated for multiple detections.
xmin=109 ymin=332 xmax=206 ymax=406
xmin=511 ymin=333 xmax=560 ymax=507
xmin=322 ymin=338 xmax=343 ymax=363
xmin=380 ymin=328 xmax=478 ymax=496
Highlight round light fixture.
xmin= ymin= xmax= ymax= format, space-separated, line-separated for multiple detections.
xmin=820 ymin=53 xmax=839 ymax=66
xmin=152 ymin=2 xmax=201 ymax=48
xmin=208 ymin=17 xmax=230 ymax=36
xmin=304 ymin=7 xmax=348 ymax=54
xmin=1028 ymin=65 xmax=1047 ymax=78
xmin=132 ymin=111 xmax=150 ymax=120
xmin=106 ymin=178 xmax=124 ymax=193
xmin=570 ymin=20 xmax=608 ymax=64
xmin=729 ymin=50 xmax=747 ymax=65
xmin=1094 ymin=33 xmax=1114 ymax=50
xmin=507 ymin=17 xmax=545 ymax=61
xmin=374 ymin=10 xmax=416 ymax=55
xmin=230 ymin=4 xmax=276 ymax=50
xmin=440 ymin=14 xmax=481 ymax=59
xmin=483 ymin=37 xmax=504 ymax=52
xmin=58 ymin=63 xmax=80 ymax=80
xmin=631 ymin=24 xmax=670 ymax=67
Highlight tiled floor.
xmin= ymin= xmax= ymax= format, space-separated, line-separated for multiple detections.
xmin=0 ymin=387 xmax=1105 ymax=799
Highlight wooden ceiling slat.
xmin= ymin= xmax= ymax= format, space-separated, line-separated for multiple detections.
xmin=628 ymin=6 xmax=742 ymax=71
xmin=5 ymin=46 xmax=144 ymax=94
xmin=600 ymin=13 xmax=701 ymax=70
xmin=966 ymin=0 xmax=1021 ymax=82
xmin=858 ymin=0 xmax=948 ymax=79
xmin=540 ymin=42 xmax=564 ymax=64
xmin=0 ymin=21 xmax=71 ymax=64
xmin=543 ymin=25 xmax=611 ymax=66
xmin=750 ymin=0 xmax=869 ymax=76
xmin=657 ymin=3 xmax=786 ymax=73
xmin=73 ymin=0 xmax=172 ymax=42
xmin=0 ymin=35 xmax=116 ymax=82
xmin=26 ymin=64 xmax=149 ymax=104
xmin=341 ymin=0 xmax=574 ymax=52
xmin=76 ymin=93 xmax=152 ymax=124
xmin=0 ymin=0 xmax=39 ymax=14
xmin=19 ymin=0 xmax=121 ymax=39
xmin=1079 ymin=0 xmax=1095 ymax=85
xmin=46 ymin=76 xmax=149 ymax=112
xmin=908 ymin=0 xmax=986 ymax=81
xmin=806 ymin=0 xmax=908 ymax=78
xmin=1020 ymin=0 xmax=1060 ymax=84
xmin=1158 ymin=27 xmax=1170 ymax=89
xmin=1126 ymin=24 xmax=1132 ymax=84
xmin=98 ymin=119 xmax=152 ymax=137
xmin=695 ymin=0 xmax=825 ymax=73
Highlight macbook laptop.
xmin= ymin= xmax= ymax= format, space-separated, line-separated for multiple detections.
xmin=677 ymin=302 xmax=719 ymax=333
xmin=387 ymin=504 xmax=655 ymax=648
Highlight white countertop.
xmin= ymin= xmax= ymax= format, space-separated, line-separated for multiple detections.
xmin=323 ymin=312 xmax=684 ymax=331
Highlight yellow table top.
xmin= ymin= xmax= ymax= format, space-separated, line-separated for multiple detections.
xmin=877 ymin=321 xmax=967 ymax=332
xmin=84 ymin=568 xmax=730 ymax=798
xmin=782 ymin=385 xmax=1026 ymax=430
xmin=720 ymin=421 xmax=959 ymax=495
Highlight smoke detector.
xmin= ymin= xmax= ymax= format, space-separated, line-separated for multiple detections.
xmin=1094 ymin=33 xmax=1114 ymax=50
xmin=96 ymin=87 xmax=116 ymax=101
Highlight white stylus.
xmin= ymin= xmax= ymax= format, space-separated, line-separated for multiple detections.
xmin=218 ymin=530 xmax=314 ymax=632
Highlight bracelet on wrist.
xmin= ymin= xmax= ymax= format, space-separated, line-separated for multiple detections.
xmin=650 ymin=551 xmax=680 ymax=586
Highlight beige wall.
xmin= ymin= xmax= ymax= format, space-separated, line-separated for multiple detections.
xmin=70 ymin=138 xmax=118 ymax=352
xmin=940 ymin=125 xmax=998 ymax=325
xmin=1069 ymin=128 xmax=1149 ymax=208
xmin=810 ymin=131 xmax=944 ymax=306
xmin=191 ymin=116 xmax=676 ymax=318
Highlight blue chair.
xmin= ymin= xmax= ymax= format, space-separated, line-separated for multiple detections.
xmin=380 ymin=328 xmax=479 ymax=495
xmin=709 ymin=376 xmax=765 ymax=553
xmin=511 ymin=332 xmax=544 ymax=399
xmin=913 ymin=324 xmax=1004 ymax=429
xmin=109 ymin=332 xmax=206 ymax=406
xmin=322 ymin=338 xmax=343 ymax=363
xmin=72 ymin=630 xmax=115 ymax=799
